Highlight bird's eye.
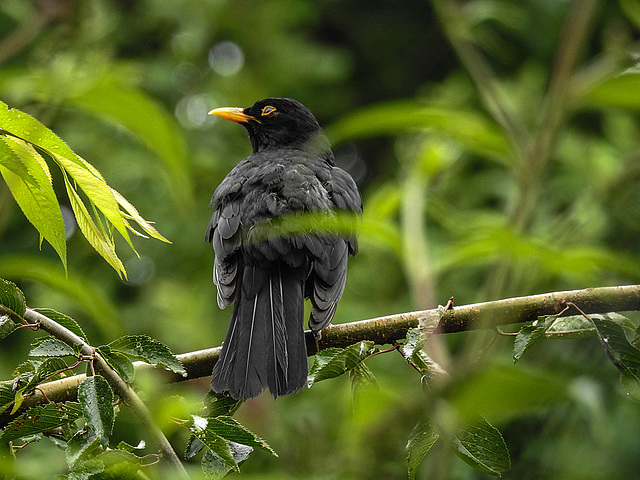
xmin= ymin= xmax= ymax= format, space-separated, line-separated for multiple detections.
xmin=261 ymin=106 xmax=277 ymax=116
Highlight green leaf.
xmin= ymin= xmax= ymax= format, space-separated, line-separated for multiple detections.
xmin=186 ymin=415 xmax=237 ymax=471
xmin=0 ymin=314 xmax=18 ymax=340
xmin=349 ymin=361 xmax=379 ymax=396
xmin=206 ymin=416 xmax=277 ymax=457
xmin=0 ymin=277 xmax=26 ymax=318
xmin=185 ymin=435 xmax=205 ymax=459
xmin=110 ymin=187 xmax=171 ymax=243
xmin=399 ymin=328 xmax=449 ymax=382
xmin=307 ymin=341 xmax=378 ymax=386
xmin=33 ymin=308 xmax=89 ymax=343
xmin=0 ymin=100 xmax=82 ymax=168
xmin=107 ymin=334 xmax=186 ymax=376
xmin=68 ymin=458 xmax=105 ymax=480
xmin=588 ymin=314 xmax=640 ymax=400
xmin=544 ymin=314 xmax=596 ymax=339
xmin=584 ymin=72 xmax=640 ymax=111
xmin=63 ymin=171 xmax=126 ymax=278
xmin=0 ymin=136 xmax=67 ymax=268
xmin=93 ymin=450 xmax=142 ymax=479
xmin=66 ymin=428 xmax=100 ymax=467
xmin=0 ymin=402 xmax=83 ymax=444
xmin=513 ymin=323 xmax=547 ymax=362
xmin=77 ymin=375 xmax=115 ymax=446
xmin=0 ymin=135 xmax=38 ymax=185
xmin=0 ymin=381 xmax=15 ymax=415
xmin=54 ymin=152 xmax=133 ymax=249
xmin=98 ymin=345 xmax=135 ymax=383
xmin=13 ymin=361 xmax=35 ymax=377
xmin=29 ymin=338 xmax=76 ymax=357
xmin=453 ymin=418 xmax=511 ymax=476
xmin=326 ymin=100 xmax=511 ymax=160
xmin=203 ymin=391 xmax=242 ymax=418
xmin=406 ymin=420 xmax=440 ymax=480
xmin=17 ymin=356 xmax=69 ymax=396
xmin=202 ymin=445 xmax=253 ymax=480
xmin=69 ymin=79 xmax=193 ymax=205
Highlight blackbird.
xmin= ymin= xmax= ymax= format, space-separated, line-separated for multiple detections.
xmin=206 ymin=98 xmax=362 ymax=400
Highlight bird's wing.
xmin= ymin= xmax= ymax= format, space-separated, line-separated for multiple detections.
xmin=326 ymin=166 xmax=362 ymax=254
xmin=206 ymin=160 xmax=251 ymax=309
xmin=308 ymin=166 xmax=362 ymax=333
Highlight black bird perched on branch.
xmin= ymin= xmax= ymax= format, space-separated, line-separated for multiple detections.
xmin=206 ymin=98 xmax=362 ymax=401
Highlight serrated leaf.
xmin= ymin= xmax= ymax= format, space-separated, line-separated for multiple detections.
xmin=66 ymin=428 xmax=100 ymax=467
xmin=0 ymin=402 xmax=83 ymax=444
xmin=589 ymin=315 xmax=640 ymax=399
xmin=12 ymin=361 xmax=35 ymax=377
xmin=32 ymin=308 xmax=88 ymax=342
xmin=29 ymin=338 xmax=76 ymax=357
xmin=0 ymin=278 xmax=26 ymax=318
xmin=98 ymin=345 xmax=135 ymax=383
xmin=349 ymin=361 xmax=378 ymax=396
xmin=202 ymin=447 xmax=237 ymax=480
xmin=63 ymin=171 xmax=126 ymax=278
xmin=399 ymin=328 xmax=449 ymax=382
xmin=18 ymin=356 xmax=69 ymax=395
xmin=0 ymin=256 xmax=120 ymax=338
xmin=186 ymin=415 xmax=237 ymax=471
xmin=406 ymin=420 xmax=439 ymax=480
xmin=206 ymin=416 xmax=276 ymax=457
xmin=513 ymin=323 xmax=547 ymax=362
xmin=453 ymin=418 xmax=511 ymax=476
xmin=185 ymin=435 xmax=205 ymax=459
xmin=78 ymin=375 xmax=115 ymax=446
xmin=0 ymin=314 xmax=18 ymax=340
xmin=94 ymin=450 xmax=142 ymax=479
xmin=307 ymin=341 xmax=378 ymax=386
xmin=203 ymin=391 xmax=242 ymax=418
xmin=0 ymin=380 xmax=15 ymax=415
xmin=0 ymin=136 xmax=67 ymax=268
xmin=545 ymin=314 xmax=596 ymax=339
xmin=107 ymin=334 xmax=186 ymax=376
xmin=68 ymin=458 xmax=105 ymax=480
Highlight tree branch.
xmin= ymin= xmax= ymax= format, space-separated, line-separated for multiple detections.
xmin=4 ymin=285 xmax=640 ymax=422
xmin=1 ymin=307 xmax=190 ymax=480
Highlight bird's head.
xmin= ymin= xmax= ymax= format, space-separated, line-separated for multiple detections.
xmin=209 ymin=98 xmax=331 ymax=155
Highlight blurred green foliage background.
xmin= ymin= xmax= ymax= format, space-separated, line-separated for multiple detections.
xmin=2 ymin=0 xmax=640 ymax=478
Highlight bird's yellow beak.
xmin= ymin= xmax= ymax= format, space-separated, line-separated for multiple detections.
xmin=208 ymin=107 xmax=255 ymax=123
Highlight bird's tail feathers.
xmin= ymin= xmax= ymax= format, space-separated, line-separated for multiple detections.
xmin=211 ymin=262 xmax=307 ymax=400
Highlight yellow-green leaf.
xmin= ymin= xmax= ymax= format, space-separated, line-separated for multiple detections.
xmin=0 ymin=136 xmax=67 ymax=268
xmin=63 ymin=172 xmax=126 ymax=278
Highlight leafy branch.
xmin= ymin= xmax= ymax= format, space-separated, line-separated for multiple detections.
xmin=0 ymin=101 xmax=170 ymax=278
xmin=0 ymin=283 xmax=189 ymax=479
xmin=4 ymin=283 xmax=640 ymax=478
xmin=6 ymin=284 xmax=639 ymax=415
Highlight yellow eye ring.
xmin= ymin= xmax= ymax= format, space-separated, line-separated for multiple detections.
xmin=261 ymin=106 xmax=277 ymax=116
